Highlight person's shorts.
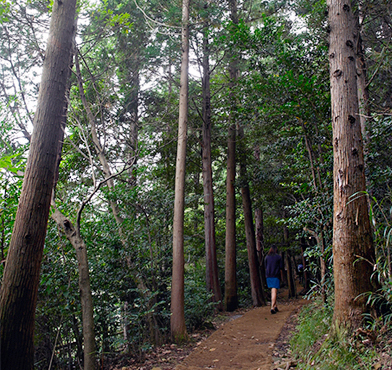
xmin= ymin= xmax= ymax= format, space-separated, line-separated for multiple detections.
xmin=266 ymin=277 xmax=280 ymax=289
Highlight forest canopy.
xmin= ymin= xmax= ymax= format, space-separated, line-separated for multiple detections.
xmin=0 ymin=0 xmax=391 ymax=368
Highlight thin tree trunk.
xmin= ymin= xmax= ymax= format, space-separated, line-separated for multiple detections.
xmin=72 ymin=314 xmax=84 ymax=365
xmin=304 ymin=227 xmax=327 ymax=303
xmin=280 ymin=251 xmax=287 ymax=286
xmin=202 ymin=20 xmax=222 ymax=310
xmin=283 ymin=224 xmax=296 ymax=298
xmin=238 ymin=127 xmax=265 ymax=306
xmin=255 ymin=208 xmax=264 ymax=264
xmin=300 ymin=121 xmax=328 ymax=302
xmin=255 ymin=207 xmax=267 ymax=289
xmin=301 ymin=121 xmax=318 ymax=191
xmin=328 ymin=0 xmax=376 ymax=328
xmin=51 ymin=208 xmax=96 ymax=370
xmin=286 ymin=250 xmax=297 ymax=299
xmin=320 ymin=232 xmax=327 ymax=304
xmin=224 ymin=0 xmax=239 ymax=312
xmin=253 ymin=145 xmax=267 ymax=290
xmin=224 ymin=121 xmax=237 ymax=312
xmin=0 ymin=1 xmax=77 ymax=368
xmin=75 ymin=53 xmax=124 ymax=227
xmin=76 ymin=52 xmax=159 ymax=347
xmin=240 ymin=181 xmax=265 ymax=306
xmin=171 ymin=0 xmax=189 ymax=343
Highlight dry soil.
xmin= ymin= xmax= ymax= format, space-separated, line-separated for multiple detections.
xmin=174 ymin=293 xmax=307 ymax=370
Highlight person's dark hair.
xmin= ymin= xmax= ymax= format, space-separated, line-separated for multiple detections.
xmin=268 ymin=245 xmax=278 ymax=255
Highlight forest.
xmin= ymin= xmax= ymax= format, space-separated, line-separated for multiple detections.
xmin=0 ymin=0 xmax=391 ymax=369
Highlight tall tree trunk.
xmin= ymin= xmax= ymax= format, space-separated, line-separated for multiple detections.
xmin=238 ymin=129 xmax=265 ymax=307
xmin=51 ymin=208 xmax=96 ymax=370
xmin=285 ymin=251 xmax=297 ymax=299
xmin=327 ymin=0 xmax=375 ymax=328
xmin=51 ymin=27 xmax=97 ymax=370
xmin=255 ymin=208 xmax=264 ymax=265
xmin=202 ymin=20 xmax=222 ymax=310
xmin=255 ymin=207 xmax=267 ymax=289
xmin=253 ymin=146 xmax=267 ymax=290
xmin=224 ymin=121 xmax=237 ymax=312
xmin=0 ymin=1 xmax=77 ymax=368
xmin=283 ymin=224 xmax=296 ymax=298
xmin=224 ymin=0 xmax=239 ymax=313
xmin=171 ymin=0 xmax=189 ymax=343
xmin=240 ymin=180 xmax=265 ymax=306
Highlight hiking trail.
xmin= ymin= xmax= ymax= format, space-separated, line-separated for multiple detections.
xmin=174 ymin=292 xmax=307 ymax=370
xmin=112 ymin=288 xmax=307 ymax=370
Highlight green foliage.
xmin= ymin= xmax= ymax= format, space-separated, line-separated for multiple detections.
xmin=357 ymin=188 xmax=392 ymax=328
xmin=0 ymin=178 xmax=22 ymax=275
xmin=290 ymin=300 xmax=332 ymax=361
xmin=0 ymin=117 xmax=26 ymax=275
xmin=0 ymin=0 xmax=9 ymax=23
xmin=221 ymin=11 xmax=334 ymax=292
xmin=291 ymin=301 xmax=379 ymax=369
xmin=1 ymin=0 xmax=391 ymax=366
xmin=184 ymin=264 xmax=218 ymax=331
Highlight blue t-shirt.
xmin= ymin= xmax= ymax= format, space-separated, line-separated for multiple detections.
xmin=265 ymin=253 xmax=283 ymax=279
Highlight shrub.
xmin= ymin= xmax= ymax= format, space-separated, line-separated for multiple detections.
xmin=184 ymin=263 xmax=219 ymax=331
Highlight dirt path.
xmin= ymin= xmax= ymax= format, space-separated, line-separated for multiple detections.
xmin=174 ymin=295 xmax=307 ymax=370
xmin=112 ymin=289 xmax=307 ymax=370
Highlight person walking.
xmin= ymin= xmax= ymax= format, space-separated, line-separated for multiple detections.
xmin=297 ymin=263 xmax=304 ymax=285
xmin=265 ymin=245 xmax=283 ymax=314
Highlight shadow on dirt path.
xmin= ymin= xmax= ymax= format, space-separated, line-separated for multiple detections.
xmin=175 ymin=290 xmax=308 ymax=370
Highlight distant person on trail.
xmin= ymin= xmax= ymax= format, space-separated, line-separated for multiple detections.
xmin=297 ymin=263 xmax=304 ymax=285
xmin=265 ymin=245 xmax=284 ymax=314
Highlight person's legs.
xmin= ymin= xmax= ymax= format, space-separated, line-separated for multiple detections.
xmin=271 ymin=288 xmax=277 ymax=311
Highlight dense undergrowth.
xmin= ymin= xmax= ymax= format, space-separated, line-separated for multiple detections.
xmin=290 ymin=299 xmax=391 ymax=369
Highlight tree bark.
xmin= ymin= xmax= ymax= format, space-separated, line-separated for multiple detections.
xmin=327 ymin=0 xmax=376 ymax=328
xmin=255 ymin=208 xmax=264 ymax=264
xmin=285 ymin=250 xmax=297 ymax=299
xmin=255 ymin=207 xmax=267 ymax=289
xmin=0 ymin=1 xmax=77 ymax=368
xmin=202 ymin=20 xmax=222 ymax=310
xmin=356 ymin=3 xmax=371 ymax=149
xmin=224 ymin=121 xmax=238 ymax=312
xmin=171 ymin=0 xmax=189 ymax=343
xmin=238 ymin=128 xmax=265 ymax=307
xmin=51 ymin=208 xmax=96 ymax=370
xmin=283 ymin=224 xmax=296 ymax=298
xmin=224 ymin=0 xmax=239 ymax=312
xmin=240 ymin=181 xmax=265 ymax=306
